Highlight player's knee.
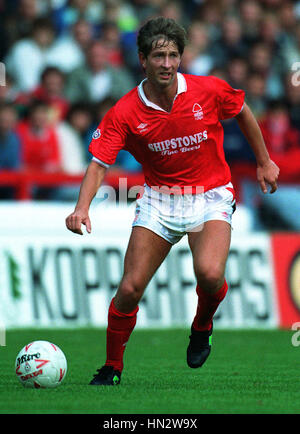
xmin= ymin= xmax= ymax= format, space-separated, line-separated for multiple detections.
xmin=195 ymin=265 xmax=224 ymax=292
xmin=118 ymin=278 xmax=143 ymax=304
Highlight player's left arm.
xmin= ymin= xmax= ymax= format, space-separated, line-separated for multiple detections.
xmin=235 ymin=102 xmax=280 ymax=194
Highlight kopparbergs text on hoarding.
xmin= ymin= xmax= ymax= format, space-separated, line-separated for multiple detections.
xmin=0 ymin=231 xmax=278 ymax=329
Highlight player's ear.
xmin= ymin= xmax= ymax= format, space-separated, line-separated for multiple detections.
xmin=138 ymin=52 xmax=147 ymax=70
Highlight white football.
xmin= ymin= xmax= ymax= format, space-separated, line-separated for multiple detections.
xmin=15 ymin=340 xmax=67 ymax=388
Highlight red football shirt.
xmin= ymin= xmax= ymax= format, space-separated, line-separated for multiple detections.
xmin=89 ymin=73 xmax=245 ymax=192
xmin=17 ymin=121 xmax=60 ymax=171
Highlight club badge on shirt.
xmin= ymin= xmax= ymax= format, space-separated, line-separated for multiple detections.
xmin=192 ymin=103 xmax=204 ymax=120
xmin=92 ymin=129 xmax=101 ymax=139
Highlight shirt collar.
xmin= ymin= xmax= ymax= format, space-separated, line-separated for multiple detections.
xmin=138 ymin=72 xmax=187 ymax=112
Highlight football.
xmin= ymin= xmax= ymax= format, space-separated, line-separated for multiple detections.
xmin=15 ymin=340 xmax=67 ymax=388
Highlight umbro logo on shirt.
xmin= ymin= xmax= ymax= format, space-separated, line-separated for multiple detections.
xmin=192 ymin=103 xmax=204 ymax=120
xmin=137 ymin=123 xmax=148 ymax=133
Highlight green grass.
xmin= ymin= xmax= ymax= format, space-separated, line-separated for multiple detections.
xmin=0 ymin=328 xmax=299 ymax=414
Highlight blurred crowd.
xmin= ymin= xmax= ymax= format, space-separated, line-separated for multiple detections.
xmin=0 ymin=0 xmax=300 ymax=228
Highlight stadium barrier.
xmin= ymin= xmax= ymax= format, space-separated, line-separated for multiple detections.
xmin=0 ymin=170 xmax=145 ymax=200
xmin=0 ymin=164 xmax=298 ymax=201
xmin=0 ymin=201 xmax=298 ymax=329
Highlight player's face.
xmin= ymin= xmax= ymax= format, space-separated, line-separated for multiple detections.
xmin=140 ymin=39 xmax=181 ymax=88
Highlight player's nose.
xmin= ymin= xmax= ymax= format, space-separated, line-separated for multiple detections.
xmin=162 ymin=56 xmax=171 ymax=68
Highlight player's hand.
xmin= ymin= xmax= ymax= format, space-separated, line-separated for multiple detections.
xmin=65 ymin=209 xmax=91 ymax=235
xmin=257 ymin=159 xmax=280 ymax=194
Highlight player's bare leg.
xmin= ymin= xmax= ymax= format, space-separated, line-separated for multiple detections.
xmin=90 ymin=226 xmax=172 ymax=385
xmin=188 ymin=219 xmax=231 ymax=295
xmin=114 ymin=226 xmax=172 ymax=312
xmin=186 ymin=220 xmax=232 ymax=368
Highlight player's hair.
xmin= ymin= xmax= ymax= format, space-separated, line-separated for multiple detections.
xmin=137 ymin=17 xmax=187 ymax=58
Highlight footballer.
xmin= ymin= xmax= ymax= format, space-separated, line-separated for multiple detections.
xmin=66 ymin=17 xmax=279 ymax=386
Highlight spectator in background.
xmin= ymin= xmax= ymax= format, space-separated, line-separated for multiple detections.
xmin=284 ymin=71 xmax=300 ymax=132
xmin=258 ymin=12 xmax=286 ymax=78
xmin=17 ymin=101 xmax=61 ymax=172
xmin=93 ymin=97 xmax=142 ymax=173
xmin=258 ymin=100 xmax=300 ymax=230
xmin=260 ymin=0 xmax=285 ymax=8
xmin=0 ymin=0 xmax=43 ymax=58
xmin=259 ymin=100 xmax=300 ymax=176
xmin=66 ymin=40 xmax=135 ymax=103
xmin=279 ymin=21 xmax=300 ymax=72
xmin=72 ymin=18 xmax=95 ymax=53
xmin=16 ymin=100 xmax=63 ymax=199
xmin=259 ymin=12 xmax=282 ymax=52
xmin=159 ymin=1 xmax=188 ymax=28
xmin=130 ymin=0 xmax=159 ymax=23
xmin=5 ymin=15 xmax=91 ymax=94
xmin=209 ymin=66 xmax=227 ymax=81
xmin=102 ymin=0 xmax=138 ymax=33
xmin=46 ymin=18 xmax=94 ymax=73
xmin=5 ymin=18 xmax=56 ymax=92
xmin=184 ymin=21 xmax=214 ymax=76
xmin=51 ymin=109 xmax=88 ymax=201
xmin=246 ymin=72 xmax=268 ymax=120
xmin=100 ymin=21 xmax=125 ymax=68
xmin=56 ymin=118 xmax=86 ymax=175
xmin=0 ymin=103 xmax=22 ymax=170
xmin=0 ymin=103 xmax=22 ymax=199
xmin=278 ymin=0 xmax=298 ymax=43
xmin=67 ymin=96 xmax=142 ymax=173
xmin=114 ymin=149 xmax=143 ymax=174
xmin=92 ymin=97 xmax=117 ymax=126
xmin=66 ymin=102 xmax=94 ymax=163
xmin=226 ymin=56 xmax=248 ymax=90
xmin=51 ymin=0 xmax=103 ymax=36
xmin=242 ymin=100 xmax=300 ymax=230
xmin=32 ymin=66 xmax=69 ymax=122
xmin=16 ymin=66 xmax=69 ymax=124
xmin=196 ymin=0 xmax=223 ymax=43
xmin=222 ymin=115 xmax=256 ymax=167
xmin=239 ymin=0 xmax=262 ymax=48
xmin=248 ymin=42 xmax=283 ymax=99
xmin=112 ymin=0 xmax=142 ymax=83
xmin=211 ymin=16 xmax=248 ymax=68
xmin=179 ymin=44 xmax=199 ymax=74
xmin=220 ymin=58 xmax=254 ymax=168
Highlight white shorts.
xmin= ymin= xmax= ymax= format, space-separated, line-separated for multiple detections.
xmin=132 ymin=182 xmax=236 ymax=244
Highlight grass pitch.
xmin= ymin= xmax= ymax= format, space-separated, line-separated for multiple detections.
xmin=0 ymin=328 xmax=299 ymax=414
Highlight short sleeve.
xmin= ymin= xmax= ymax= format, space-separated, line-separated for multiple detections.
xmin=211 ymin=76 xmax=245 ymax=120
xmin=88 ymin=106 xmax=127 ymax=166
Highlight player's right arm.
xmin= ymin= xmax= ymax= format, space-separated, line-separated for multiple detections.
xmin=65 ymin=160 xmax=107 ymax=235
